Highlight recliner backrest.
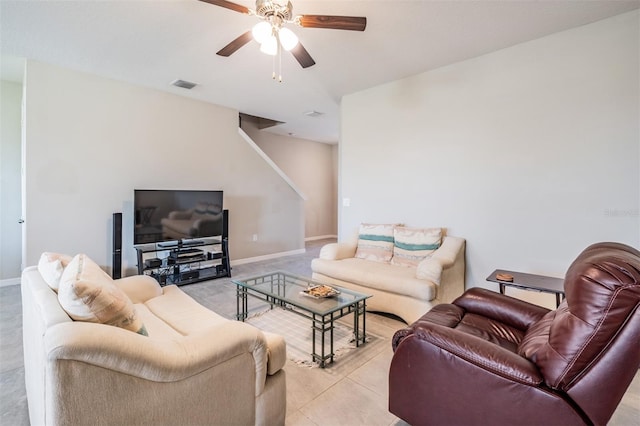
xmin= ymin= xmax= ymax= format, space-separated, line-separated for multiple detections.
xmin=518 ymin=242 xmax=640 ymax=390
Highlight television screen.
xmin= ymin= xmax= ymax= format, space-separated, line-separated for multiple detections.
xmin=134 ymin=189 xmax=223 ymax=245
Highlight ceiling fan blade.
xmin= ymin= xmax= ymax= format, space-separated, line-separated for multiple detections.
xmin=290 ymin=42 xmax=316 ymax=68
xmin=216 ymin=30 xmax=253 ymax=57
xmin=298 ymin=15 xmax=367 ymax=31
xmin=198 ymin=0 xmax=250 ymax=14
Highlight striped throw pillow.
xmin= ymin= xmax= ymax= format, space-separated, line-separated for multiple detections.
xmin=391 ymin=227 xmax=442 ymax=268
xmin=354 ymin=223 xmax=396 ymax=263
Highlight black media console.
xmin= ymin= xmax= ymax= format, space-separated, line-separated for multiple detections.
xmin=135 ymin=238 xmax=231 ymax=286
xmin=134 ymin=209 xmax=230 ymax=286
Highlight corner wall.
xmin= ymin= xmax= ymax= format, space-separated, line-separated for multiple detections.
xmin=23 ymin=60 xmax=304 ymax=275
xmin=340 ymin=11 xmax=639 ymax=303
xmin=241 ymin=118 xmax=338 ymax=239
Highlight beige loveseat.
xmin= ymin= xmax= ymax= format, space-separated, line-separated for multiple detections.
xmin=22 ymin=254 xmax=286 ymax=426
xmin=311 ymin=233 xmax=466 ymax=324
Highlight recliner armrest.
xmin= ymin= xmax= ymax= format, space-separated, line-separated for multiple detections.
xmin=454 ymin=287 xmax=550 ymax=330
xmin=393 ymin=321 xmax=543 ymax=385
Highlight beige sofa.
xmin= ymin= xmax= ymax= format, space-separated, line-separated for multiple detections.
xmin=311 ymin=236 xmax=466 ymax=324
xmin=22 ymin=261 xmax=286 ymax=426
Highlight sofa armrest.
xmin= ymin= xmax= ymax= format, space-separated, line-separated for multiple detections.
xmin=114 ymin=275 xmax=162 ymax=303
xmin=453 ymin=287 xmax=550 ymax=330
xmin=319 ymin=241 xmax=357 ymax=261
xmin=416 ymin=236 xmax=465 ymax=284
xmin=393 ymin=321 xmax=543 ymax=385
xmin=46 ymin=320 xmax=273 ymax=396
xmin=262 ymin=331 xmax=287 ymax=375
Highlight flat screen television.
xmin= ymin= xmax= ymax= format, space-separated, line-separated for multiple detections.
xmin=134 ymin=189 xmax=224 ymax=245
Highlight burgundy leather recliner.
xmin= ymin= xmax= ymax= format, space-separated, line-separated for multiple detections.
xmin=389 ymin=242 xmax=640 ymax=426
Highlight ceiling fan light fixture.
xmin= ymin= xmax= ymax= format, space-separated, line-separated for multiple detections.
xmin=260 ymin=34 xmax=278 ymax=55
xmin=252 ymin=21 xmax=272 ymax=44
xmin=278 ymin=27 xmax=298 ymax=51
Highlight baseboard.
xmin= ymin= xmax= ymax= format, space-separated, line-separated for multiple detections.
xmin=232 ymin=248 xmax=306 ymax=266
xmin=305 ymin=235 xmax=337 ymax=242
xmin=0 ymin=277 xmax=20 ymax=287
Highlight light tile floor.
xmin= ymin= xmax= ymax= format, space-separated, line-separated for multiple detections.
xmin=1 ymin=239 xmax=638 ymax=425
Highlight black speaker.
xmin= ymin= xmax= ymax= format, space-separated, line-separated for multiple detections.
xmin=112 ymin=212 xmax=122 ymax=279
xmin=222 ymin=209 xmax=229 ymax=239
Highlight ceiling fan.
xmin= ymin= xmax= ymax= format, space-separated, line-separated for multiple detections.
xmin=199 ymin=0 xmax=367 ymax=69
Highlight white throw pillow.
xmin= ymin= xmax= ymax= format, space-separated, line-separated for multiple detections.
xmin=58 ymin=254 xmax=148 ymax=335
xmin=37 ymin=252 xmax=73 ymax=291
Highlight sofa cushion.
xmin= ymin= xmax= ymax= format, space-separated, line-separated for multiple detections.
xmin=134 ymin=303 xmax=183 ymax=339
xmin=354 ymin=223 xmax=396 ymax=263
xmin=37 ymin=252 xmax=73 ymax=291
xmin=391 ymin=227 xmax=442 ymax=268
xmin=144 ymin=285 xmax=228 ymax=335
xmin=58 ymin=254 xmax=148 ymax=335
xmin=312 ymin=258 xmax=436 ymax=301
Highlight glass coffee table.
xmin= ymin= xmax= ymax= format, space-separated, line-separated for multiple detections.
xmin=233 ymin=271 xmax=371 ymax=367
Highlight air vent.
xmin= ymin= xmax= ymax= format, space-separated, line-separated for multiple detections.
xmin=170 ymin=79 xmax=197 ymax=90
xmin=304 ymin=110 xmax=324 ymax=117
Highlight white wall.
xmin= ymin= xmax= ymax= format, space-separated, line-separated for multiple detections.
xmin=340 ymin=11 xmax=639 ymax=304
xmin=242 ymin=117 xmax=338 ymax=239
xmin=0 ymin=80 xmax=23 ymax=281
xmin=23 ymin=60 xmax=304 ymax=275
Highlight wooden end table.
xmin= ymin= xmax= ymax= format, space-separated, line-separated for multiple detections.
xmin=486 ymin=269 xmax=565 ymax=307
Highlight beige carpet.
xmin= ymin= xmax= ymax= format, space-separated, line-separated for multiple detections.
xmin=247 ymin=307 xmax=376 ymax=367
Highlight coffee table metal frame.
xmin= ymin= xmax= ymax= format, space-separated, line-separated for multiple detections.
xmin=233 ymin=271 xmax=371 ymax=368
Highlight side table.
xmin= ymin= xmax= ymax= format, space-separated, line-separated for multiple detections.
xmin=486 ymin=269 xmax=565 ymax=307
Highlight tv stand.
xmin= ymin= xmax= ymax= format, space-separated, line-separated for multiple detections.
xmin=135 ymin=237 xmax=231 ymax=286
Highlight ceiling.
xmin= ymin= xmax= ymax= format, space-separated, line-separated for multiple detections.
xmin=1 ymin=0 xmax=638 ymax=143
